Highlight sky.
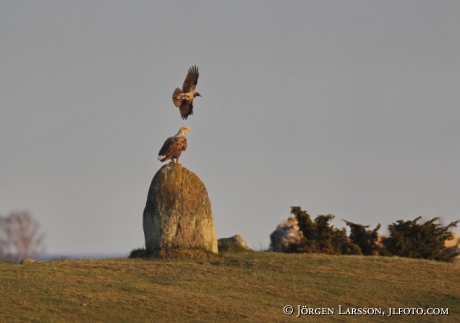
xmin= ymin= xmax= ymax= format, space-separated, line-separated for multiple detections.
xmin=1 ymin=1 xmax=459 ymax=256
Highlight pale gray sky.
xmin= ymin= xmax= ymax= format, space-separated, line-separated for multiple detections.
xmin=1 ymin=1 xmax=459 ymax=255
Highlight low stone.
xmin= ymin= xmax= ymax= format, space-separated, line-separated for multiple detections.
xmin=218 ymin=234 xmax=251 ymax=251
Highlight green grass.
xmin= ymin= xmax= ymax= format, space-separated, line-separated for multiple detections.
xmin=1 ymin=252 xmax=460 ymax=322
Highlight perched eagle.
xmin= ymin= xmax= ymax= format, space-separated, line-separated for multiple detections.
xmin=158 ymin=127 xmax=192 ymax=164
xmin=172 ymin=66 xmax=201 ymax=119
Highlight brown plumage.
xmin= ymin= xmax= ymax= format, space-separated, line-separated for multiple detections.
xmin=158 ymin=127 xmax=192 ymax=164
xmin=172 ymin=66 xmax=201 ymax=119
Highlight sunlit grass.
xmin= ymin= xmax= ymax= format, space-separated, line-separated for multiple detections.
xmin=1 ymin=253 xmax=459 ymax=322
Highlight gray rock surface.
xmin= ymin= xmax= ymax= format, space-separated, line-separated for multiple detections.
xmin=143 ymin=163 xmax=218 ymax=253
xmin=269 ymin=217 xmax=303 ymax=252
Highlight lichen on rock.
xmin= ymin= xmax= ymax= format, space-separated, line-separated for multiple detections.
xmin=143 ymin=163 xmax=218 ymax=253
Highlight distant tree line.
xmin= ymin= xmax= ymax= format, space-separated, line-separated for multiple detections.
xmin=283 ymin=206 xmax=459 ymax=262
xmin=0 ymin=210 xmax=45 ymax=262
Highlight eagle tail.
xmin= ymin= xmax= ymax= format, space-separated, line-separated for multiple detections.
xmin=172 ymin=88 xmax=183 ymax=107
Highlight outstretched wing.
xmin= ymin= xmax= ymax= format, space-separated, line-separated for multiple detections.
xmin=158 ymin=136 xmax=187 ymax=156
xmin=182 ymin=66 xmax=199 ymax=93
xmin=179 ymin=100 xmax=193 ymax=120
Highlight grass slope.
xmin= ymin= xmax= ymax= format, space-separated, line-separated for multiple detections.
xmin=1 ymin=253 xmax=459 ymax=322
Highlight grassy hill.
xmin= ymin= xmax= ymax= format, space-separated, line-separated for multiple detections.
xmin=1 ymin=252 xmax=459 ymax=322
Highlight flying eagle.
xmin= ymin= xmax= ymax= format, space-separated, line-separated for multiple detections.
xmin=172 ymin=66 xmax=201 ymax=119
xmin=158 ymin=127 xmax=192 ymax=164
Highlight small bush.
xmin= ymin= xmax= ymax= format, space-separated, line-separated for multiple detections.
xmin=344 ymin=220 xmax=385 ymax=256
xmin=382 ymin=217 xmax=459 ymax=262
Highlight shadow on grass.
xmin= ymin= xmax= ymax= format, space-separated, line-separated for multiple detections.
xmin=129 ymin=243 xmax=255 ymax=260
xmin=129 ymin=247 xmax=219 ymax=260
xmin=218 ymin=242 xmax=255 ymax=253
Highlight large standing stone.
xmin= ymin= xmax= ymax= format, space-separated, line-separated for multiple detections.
xmin=143 ymin=163 xmax=218 ymax=253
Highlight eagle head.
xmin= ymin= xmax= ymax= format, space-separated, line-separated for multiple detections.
xmin=178 ymin=126 xmax=192 ymax=135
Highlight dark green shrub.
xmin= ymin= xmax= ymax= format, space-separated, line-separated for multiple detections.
xmin=282 ymin=206 xmax=459 ymax=262
xmin=343 ymin=220 xmax=383 ymax=256
xmin=382 ymin=217 xmax=459 ymax=262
